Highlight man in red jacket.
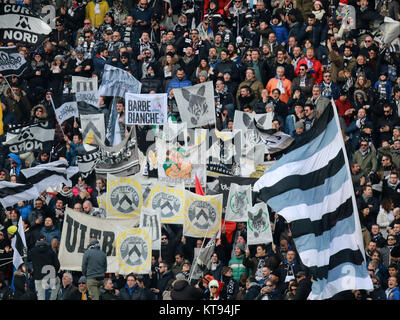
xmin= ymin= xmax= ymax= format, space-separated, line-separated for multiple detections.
xmin=295 ymin=47 xmax=323 ymax=84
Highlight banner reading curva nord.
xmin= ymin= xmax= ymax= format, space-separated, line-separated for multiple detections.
xmin=125 ymin=93 xmax=167 ymax=125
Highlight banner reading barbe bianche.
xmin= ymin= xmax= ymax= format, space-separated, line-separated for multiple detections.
xmin=125 ymin=93 xmax=167 ymax=125
xmin=58 ymin=208 xmax=139 ymax=272
xmin=0 ymin=46 xmax=27 ymax=77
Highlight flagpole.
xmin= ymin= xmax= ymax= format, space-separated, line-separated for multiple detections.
xmin=49 ymin=95 xmax=66 ymax=138
xmin=4 ymin=76 xmax=17 ymax=98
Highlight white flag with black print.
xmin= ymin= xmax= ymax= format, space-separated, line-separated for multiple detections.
xmin=53 ymin=100 xmax=79 ymax=124
xmin=21 ymin=159 xmax=70 ymax=193
xmin=72 ymin=75 xmax=98 ymax=93
xmin=173 ymin=81 xmax=216 ymax=128
xmin=0 ymin=46 xmax=27 ymax=77
xmin=11 ymin=217 xmax=27 ymax=270
xmin=98 ymin=64 xmax=141 ymax=97
xmin=80 ymin=113 xmax=105 ymax=144
xmin=247 ymin=202 xmax=273 ymax=245
xmin=0 ymin=181 xmax=40 ymax=208
xmin=75 ymin=91 xmax=100 ymax=108
xmin=139 ymin=207 xmax=161 ymax=250
xmin=0 ymin=4 xmax=52 ymax=48
xmin=224 ymin=183 xmax=252 ymax=222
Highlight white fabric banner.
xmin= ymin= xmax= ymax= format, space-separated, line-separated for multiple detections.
xmin=58 ymin=208 xmax=139 ymax=272
xmin=140 ymin=207 xmax=161 ymax=250
xmin=80 ymin=113 xmax=105 ymax=144
xmin=125 ymin=93 xmax=167 ymax=125
xmin=224 ymin=183 xmax=252 ymax=222
xmin=247 ymin=202 xmax=273 ymax=245
xmin=183 ymin=191 xmax=222 ymax=238
xmin=55 ymin=101 xmax=79 ymax=124
xmin=115 ymin=227 xmax=152 ymax=275
xmin=174 ymin=81 xmax=216 ymax=128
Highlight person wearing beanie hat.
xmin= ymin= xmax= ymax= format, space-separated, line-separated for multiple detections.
xmin=228 ymin=242 xmax=250 ymax=282
xmin=7 ymin=225 xmax=17 ymax=237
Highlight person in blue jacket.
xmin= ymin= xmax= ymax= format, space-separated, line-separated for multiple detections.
xmin=166 ymin=68 xmax=192 ymax=96
xmin=270 ymin=15 xmax=288 ymax=46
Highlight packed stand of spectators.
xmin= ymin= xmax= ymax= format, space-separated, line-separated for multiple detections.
xmin=0 ymin=0 xmax=399 ymax=301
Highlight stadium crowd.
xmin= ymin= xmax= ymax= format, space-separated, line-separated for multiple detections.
xmin=0 ymin=0 xmax=399 ymax=301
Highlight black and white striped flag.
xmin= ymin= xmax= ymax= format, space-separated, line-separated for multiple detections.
xmin=254 ymin=101 xmax=373 ymax=299
xmin=0 ymin=181 xmax=39 ymax=208
xmin=21 ymin=159 xmax=69 ymax=193
xmin=11 ymin=217 xmax=27 ymax=270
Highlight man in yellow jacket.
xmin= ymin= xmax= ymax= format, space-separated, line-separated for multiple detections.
xmin=86 ymin=0 xmax=110 ymax=28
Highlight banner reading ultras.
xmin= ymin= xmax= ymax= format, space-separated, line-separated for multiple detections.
xmin=125 ymin=93 xmax=167 ymax=125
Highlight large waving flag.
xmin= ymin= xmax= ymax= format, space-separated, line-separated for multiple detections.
xmin=254 ymin=101 xmax=373 ymax=300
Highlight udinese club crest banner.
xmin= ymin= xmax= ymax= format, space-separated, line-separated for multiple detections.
xmin=145 ymin=182 xmax=186 ymax=225
xmin=115 ymin=227 xmax=152 ymax=275
xmin=224 ymin=183 xmax=252 ymax=222
xmin=105 ymin=173 xmax=143 ymax=219
xmin=183 ymin=191 xmax=222 ymax=238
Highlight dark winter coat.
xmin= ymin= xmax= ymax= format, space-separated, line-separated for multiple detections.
xmin=27 ymin=240 xmax=60 ymax=281
xmin=170 ymin=279 xmax=204 ymax=300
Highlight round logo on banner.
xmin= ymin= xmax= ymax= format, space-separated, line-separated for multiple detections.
xmin=115 ymin=228 xmax=152 ymax=274
xmin=110 ymin=185 xmax=140 ymax=213
xmin=229 ymin=191 xmax=249 ymax=215
xmin=152 ymin=192 xmax=181 ymax=219
xmin=188 ymin=200 xmax=217 ymax=230
xmin=120 ymin=236 xmax=149 ymax=266
xmin=248 ymin=208 xmax=269 ymax=238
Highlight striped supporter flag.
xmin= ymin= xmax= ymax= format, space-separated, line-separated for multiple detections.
xmin=0 ymin=181 xmax=39 ymax=208
xmin=253 ymin=100 xmax=373 ymax=300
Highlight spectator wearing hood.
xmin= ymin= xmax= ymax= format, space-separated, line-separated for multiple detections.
xmin=82 ymin=237 xmax=108 ymax=300
xmin=270 ymin=15 xmax=288 ymax=46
